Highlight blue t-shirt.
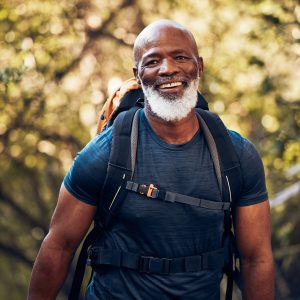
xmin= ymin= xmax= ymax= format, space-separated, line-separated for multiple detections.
xmin=64 ymin=110 xmax=268 ymax=300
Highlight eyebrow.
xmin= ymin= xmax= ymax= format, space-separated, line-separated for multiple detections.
xmin=142 ymin=48 xmax=190 ymax=60
xmin=170 ymin=49 xmax=190 ymax=55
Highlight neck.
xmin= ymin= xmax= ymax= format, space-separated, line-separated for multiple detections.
xmin=144 ymin=106 xmax=199 ymax=144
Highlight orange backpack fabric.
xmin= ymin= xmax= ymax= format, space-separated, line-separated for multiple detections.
xmin=96 ymin=78 xmax=140 ymax=134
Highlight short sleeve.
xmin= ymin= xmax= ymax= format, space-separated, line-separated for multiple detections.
xmin=63 ymin=128 xmax=112 ymax=205
xmin=229 ymin=131 xmax=268 ymax=206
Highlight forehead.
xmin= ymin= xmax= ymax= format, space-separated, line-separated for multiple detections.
xmin=136 ymin=26 xmax=197 ymax=61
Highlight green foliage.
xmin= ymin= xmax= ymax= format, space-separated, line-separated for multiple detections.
xmin=0 ymin=0 xmax=299 ymax=299
xmin=0 ymin=66 xmax=26 ymax=84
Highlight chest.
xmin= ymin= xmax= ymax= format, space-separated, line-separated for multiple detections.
xmin=105 ymin=126 xmax=225 ymax=254
xmin=133 ymin=129 xmax=221 ymax=201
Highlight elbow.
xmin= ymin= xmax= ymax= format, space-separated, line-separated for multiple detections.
xmin=240 ymin=249 xmax=274 ymax=271
xmin=239 ymin=243 xmax=274 ymax=267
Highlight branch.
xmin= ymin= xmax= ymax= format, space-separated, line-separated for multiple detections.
xmin=89 ymin=31 xmax=132 ymax=47
xmin=274 ymin=243 xmax=300 ymax=259
xmin=0 ymin=242 xmax=33 ymax=267
xmin=0 ymin=183 xmax=48 ymax=233
xmin=38 ymin=130 xmax=84 ymax=151
xmin=55 ymin=0 xmax=136 ymax=80
xmin=270 ymin=182 xmax=300 ymax=208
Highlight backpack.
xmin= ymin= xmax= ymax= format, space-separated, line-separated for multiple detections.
xmin=69 ymin=78 xmax=242 ymax=300
xmin=96 ymin=77 xmax=208 ymax=133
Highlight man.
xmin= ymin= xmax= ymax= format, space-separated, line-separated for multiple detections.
xmin=28 ymin=20 xmax=274 ymax=299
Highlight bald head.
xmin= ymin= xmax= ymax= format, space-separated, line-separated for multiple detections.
xmin=133 ymin=20 xmax=199 ymax=67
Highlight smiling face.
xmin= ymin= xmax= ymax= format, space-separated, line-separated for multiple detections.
xmin=133 ymin=21 xmax=203 ymax=121
xmin=133 ymin=22 xmax=203 ymax=100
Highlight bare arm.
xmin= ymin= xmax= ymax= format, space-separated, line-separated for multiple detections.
xmin=28 ymin=184 xmax=97 ymax=300
xmin=235 ymin=200 xmax=274 ymax=300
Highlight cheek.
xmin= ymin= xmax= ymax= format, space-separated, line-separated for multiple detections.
xmin=186 ymin=62 xmax=200 ymax=78
xmin=138 ymin=69 xmax=157 ymax=85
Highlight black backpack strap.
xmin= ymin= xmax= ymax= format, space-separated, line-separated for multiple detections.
xmin=197 ymin=114 xmax=222 ymax=194
xmin=125 ymin=181 xmax=230 ymax=210
xmin=196 ymin=108 xmax=243 ymax=300
xmin=68 ymin=227 xmax=101 ymax=300
xmin=97 ymin=107 xmax=140 ymax=228
xmin=107 ymin=89 xmax=144 ymax=127
xmin=68 ymin=108 xmax=140 ymax=300
xmin=196 ymin=108 xmax=242 ymax=204
xmin=88 ymin=246 xmax=225 ymax=274
xmin=130 ymin=108 xmax=140 ymax=179
xmin=196 ymin=92 xmax=209 ymax=110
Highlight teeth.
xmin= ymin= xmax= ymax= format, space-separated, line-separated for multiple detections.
xmin=159 ymin=82 xmax=182 ymax=89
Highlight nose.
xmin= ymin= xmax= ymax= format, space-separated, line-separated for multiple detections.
xmin=158 ymin=58 xmax=178 ymax=76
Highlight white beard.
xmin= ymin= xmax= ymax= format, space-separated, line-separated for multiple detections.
xmin=141 ymin=78 xmax=199 ymax=122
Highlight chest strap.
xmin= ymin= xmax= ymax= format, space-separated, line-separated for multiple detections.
xmin=125 ymin=181 xmax=230 ymax=210
xmin=88 ymin=247 xmax=224 ymax=274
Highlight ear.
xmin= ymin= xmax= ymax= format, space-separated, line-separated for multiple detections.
xmin=133 ymin=67 xmax=141 ymax=85
xmin=197 ymin=56 xmax=204 ymax=77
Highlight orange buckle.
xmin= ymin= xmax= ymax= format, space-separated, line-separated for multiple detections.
xmin=138 ymin=183 xmax=158 ymax=198
xmin=147 ymin=184 xmax=158 ymax=198
xmin=147 ymin=184 xmax=154 ymax=197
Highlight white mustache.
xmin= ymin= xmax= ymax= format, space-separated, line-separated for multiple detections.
xmin=141 ymin=78 xmax=199 ymax=122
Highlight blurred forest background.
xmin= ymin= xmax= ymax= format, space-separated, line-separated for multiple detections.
xmin=0 ymin=0 xmax=299 ymax=299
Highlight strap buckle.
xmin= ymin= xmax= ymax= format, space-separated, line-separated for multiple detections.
xmin=139 ymin=256 xmax=171 ymax=274
xmin=87 ymin=248 xmax=97 ymax=266
xmin=138 ymin=183 xmax=158 ymax=198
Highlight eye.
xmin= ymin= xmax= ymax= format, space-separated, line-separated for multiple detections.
xmin=175 ymin=56 xmax=189 ymax=61
xmin=145 ymin=60 xmax=159 ymax=66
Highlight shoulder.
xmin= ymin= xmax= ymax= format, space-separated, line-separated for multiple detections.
xmin=227 ymin=130 xmax=268 ymax=206
xmin=228 ymin=130 xmax=248 ymax=153
xmin=63 ymin=127 xmax=113 ymax=205
xmin=71 ymin=126 xmax=113 ymax=170
xmin=227 ymin=130 xmax=258 ymax=161
xmin=81 ymin=127 xmax=113 ymax=157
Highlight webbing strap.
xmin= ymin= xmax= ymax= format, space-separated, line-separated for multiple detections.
xmin=225 ymin=273 xmax=234 ymax=300
xmin=196 ymin=109 xmax=240 ymax=172
xmin=197 ymin=114 xmax=222 ymax=195
xmin=88 ymin=247 xmax=224 ymax=274
xmin=110 ymin=106 xmax=140 ymax=171
xmin=196 ymin=108 xmax=242 ymax=205
xmin=97 ymin=107 xmax=140 ymax=227
xmin=125 ymin=181 xmax=230 ymax=210
xmin=68 ymin=227 xmax=101 ymax=300
xmin=225 ymin=267 xmax=243 ymax=300
xmin=130 ymin=109 xmax=140 ymax=179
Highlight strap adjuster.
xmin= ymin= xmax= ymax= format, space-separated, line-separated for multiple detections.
xmin=138 ymin=184 xmax=158 ymax=198
xmin=139 ymin=256 xmax=171 ymax=274
xmin=87 ymin=248 xmax=98 ymax=266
